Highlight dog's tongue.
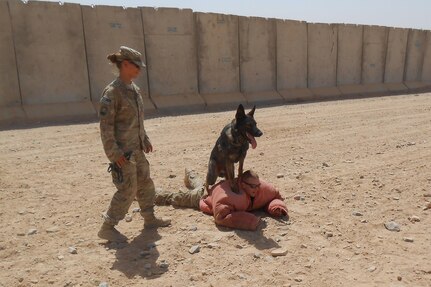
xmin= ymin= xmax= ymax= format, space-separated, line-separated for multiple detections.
xmin=246 ymin=132 xmax=257 ymax=149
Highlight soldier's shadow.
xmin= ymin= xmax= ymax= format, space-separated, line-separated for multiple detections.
xmin=109 ymin=228 xmax=167 ymax=279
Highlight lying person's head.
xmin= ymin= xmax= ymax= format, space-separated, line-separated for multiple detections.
xmin=240 ymin=170 xmax=261 ymax=197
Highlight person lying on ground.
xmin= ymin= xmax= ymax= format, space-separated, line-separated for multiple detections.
xmin=155 ymin=169 xmax=288 ymax=231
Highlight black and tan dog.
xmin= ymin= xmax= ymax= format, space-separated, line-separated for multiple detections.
xmin=206 ymin=104 xmax=263 ymax=194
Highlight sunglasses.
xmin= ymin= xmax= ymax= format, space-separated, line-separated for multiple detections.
xmin=242 ymin=180 xmax=261 ymax=189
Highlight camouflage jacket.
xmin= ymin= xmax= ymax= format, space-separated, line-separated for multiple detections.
xmin=99 ymin=78 xmax=151 ymax=162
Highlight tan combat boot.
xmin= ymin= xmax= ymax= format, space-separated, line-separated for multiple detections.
xmin=97 ymin=222 xmax=128 ymax=242
xmin=184 ymin=168 xmax=204 ymax=190
xmin=143 ymin=213 xmax=171 ymax=229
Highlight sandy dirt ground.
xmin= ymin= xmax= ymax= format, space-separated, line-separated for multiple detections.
xmin=0 ymin=93 xmax=430 ymax=287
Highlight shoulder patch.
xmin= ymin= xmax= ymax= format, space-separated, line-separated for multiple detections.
xmin=112 ymin=79 xmax=122 ymax=88
xmin=99 ymin=106 xmax=108 ymax=117
xmin=100 ymin=95 xmax=112 ymax=105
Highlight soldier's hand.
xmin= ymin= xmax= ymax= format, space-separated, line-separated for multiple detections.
xmin=115 ymin=155 xmax=128 ymax=168
xmin=144 ymin=144 xmax=153 ymax=153
xmin=143 ymin=136 xmax=153 ymax=153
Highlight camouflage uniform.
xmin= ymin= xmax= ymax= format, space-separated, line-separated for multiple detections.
xmin=154 ymin=169 xmax=205 ymax=208
xmin=154 ymin=187 xmax=205 ymax=208
xmin=99 ymin=77 xmax=156 ymax=225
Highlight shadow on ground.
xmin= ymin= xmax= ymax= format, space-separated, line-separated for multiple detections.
xmin=215 ymin=211 xmax=284 ymax=250
xmin=108 ymin=228 xmax=168 ymax=279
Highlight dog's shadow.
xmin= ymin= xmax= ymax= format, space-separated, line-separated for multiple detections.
xmin=217 ymin=212 xmax=281 ymax=250
xmin=106 ymin=229 xmax=167 ymax=279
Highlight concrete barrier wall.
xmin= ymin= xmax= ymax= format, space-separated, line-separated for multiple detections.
xmin=1 ymin=0 xmax=431 ymax=127
xmin=82 ymin=5 xmax=154 ymax=112
xmin=239 ymin=16 xmax=281 ymax=104
xmin=337 ymin=24 xmax=363 ymax=96
xmin=422 ymin=31 xmax=431 ymax=83
xmin=404 ymin=29 xmax=427 ymax=89
xmin=362 ymin=26 xmax=388 ymax=84
xmin=142 ymin=7 xmax=203 ymax=110
xmin=384 ymin=28 xmax=409 ymax=92
xmin=337 ymin=24 xmax=363 ymax=85
xmin=0 ymin=0 xmax=25 ymax=124
xmin=276 ymin=20 xmax=312 ymax=101
xmin=361 ymin=25 xmax=388 ymax=94
xmin=195 ymin=12 xmax=245 ymax=107
xmin=8 ymin=0 xmax=94 ymax=121
xmin=307 ymin=23 xmax=340 ymax=97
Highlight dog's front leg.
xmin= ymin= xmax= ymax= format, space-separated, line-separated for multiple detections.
xmin=226 ymin=163 xmax=238 ymax=194
xmin=238 ymin=157 xmax=244 ymax=178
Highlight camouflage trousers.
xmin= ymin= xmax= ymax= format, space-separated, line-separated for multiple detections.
xmin=103 ymin=150 xmax=155 ymax=225
xmin=154 ymin=168 xmax=205 ymax=209
xmin=154 ymin=186 xmax=205 ymax=209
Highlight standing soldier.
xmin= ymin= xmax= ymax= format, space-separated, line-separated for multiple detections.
xmin=98 ymin=46 xmax=170 ymax=242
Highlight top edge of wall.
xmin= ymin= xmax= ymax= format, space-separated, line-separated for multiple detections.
xmin=140 ymin=6 xmax=193 ymax=12
xmin=10 ymin=0 xmax=431 ymax=31
xmin=307 ymin=22 xmax=339 ymax=27
xmin=15 ymin=0 xmax=80 ymax=7
xmin=80 ymin=3 xmax=140 ymax=10
xmin=276 ymin=19 xmax=307 ymax=24
xmin=238 ymin=15 xmax=278 ymax=21
xmin=194 ymin=12 xmax=240 ymax=18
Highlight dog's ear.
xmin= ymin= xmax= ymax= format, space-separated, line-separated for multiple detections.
xmin=236 ymin=104 xmax=246 ymax=120
xmin=247 ymin=105 xmax=256 ymax=117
